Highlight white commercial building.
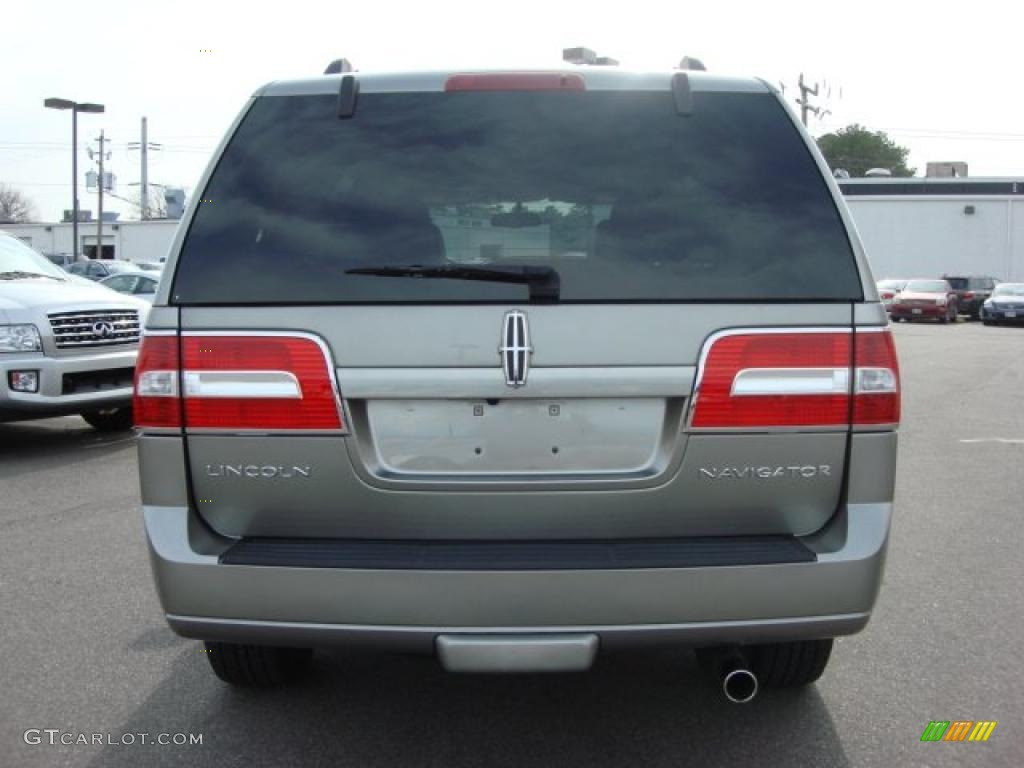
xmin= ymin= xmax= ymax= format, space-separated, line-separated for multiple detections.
xmin=840 ymin=178 xmax=1024 ymax=281
xmin=3 ymin=219 xmax=180 ymax=264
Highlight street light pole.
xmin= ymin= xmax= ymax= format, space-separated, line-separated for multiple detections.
xmin=72 ymin=107 xmax=78 ymax=257
xmin=44 ymin=98 xmax=105 ymax=261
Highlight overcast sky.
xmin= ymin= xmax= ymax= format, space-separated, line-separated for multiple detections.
xmin=2 ymin=0 xmax=1021 ymax=221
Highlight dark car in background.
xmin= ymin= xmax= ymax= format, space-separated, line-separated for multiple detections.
xmin=981 ymin=283 xmax=1024 ymax=325
xmin=889 ymin=279 xmax=958 ymax=323
xmin=943 ymin=275 xmax=999 ymax=320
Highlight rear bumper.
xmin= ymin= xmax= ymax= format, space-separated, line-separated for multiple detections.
xmin=889 ymin=305 xmax=945 ymax=319
xmin=144 ymin=500 xmax=891 ymax=650
xmin=984 ymin=310 xmax=1024 ymax=322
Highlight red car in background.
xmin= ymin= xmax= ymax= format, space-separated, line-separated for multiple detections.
xmin=876 ymin=279 xmax=907 ymax=312
xmin=889 ymin=279 xmax=959 ymax=323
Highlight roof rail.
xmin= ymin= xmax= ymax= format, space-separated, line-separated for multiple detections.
xmin=677 ymin=56 xmax=706 ymax=71
xmin=324 ymin=58 xmax=355 ymax=75
xmin=562 ymin=47 xmax=619 ymax=66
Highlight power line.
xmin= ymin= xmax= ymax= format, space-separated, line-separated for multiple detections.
xmin=2 ymin=181 xmax=76 ymax=187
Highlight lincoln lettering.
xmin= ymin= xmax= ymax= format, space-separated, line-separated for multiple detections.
xmin=699 ymin=465 xmax=832 ymax=480
xmin=206 ymin=464 xmax=312 ymax=479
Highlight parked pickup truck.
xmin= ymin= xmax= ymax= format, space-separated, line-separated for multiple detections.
xmin=1 ymin=231 xmax=147 ymax=431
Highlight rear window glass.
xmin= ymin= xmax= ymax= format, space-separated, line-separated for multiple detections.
xmin=946 ymin=278 xmax=968 ymax=290
xmin=905 ymin=280 xmax=949 ymax=293
xmin=172 ymin=90 xmax=862 ymax=304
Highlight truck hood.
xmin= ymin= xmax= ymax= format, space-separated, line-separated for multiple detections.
xmin=0 ymin=276 xmax=149 ymax=318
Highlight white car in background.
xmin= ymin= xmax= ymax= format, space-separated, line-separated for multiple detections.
xmin=99 ymin=271 xmax=160 ymax=303
xmin=0 ymin=231 xmax=147 ymax=431
xmin=876 ymin=279 xmax=907 ymax=310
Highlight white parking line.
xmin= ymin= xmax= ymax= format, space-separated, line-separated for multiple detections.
xmin=959 ymin=438 xmax=1024 ymax=445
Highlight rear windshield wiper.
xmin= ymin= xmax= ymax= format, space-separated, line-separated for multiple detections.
xmin=345 ymin=263 xmax=560 ymax=302
xmin=0 ymin=270 xmax=65 ymax=281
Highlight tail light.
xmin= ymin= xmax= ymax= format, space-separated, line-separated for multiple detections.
xmin=134 ymin=334 xmax=181 ymax=428
xmin=134 ymin=333 xmax=344 ymax=432
xmin=963 ymin=291 xmax=975 ymax=299
xmin=852 ymin=330 xmax=900 ymax=425
xmin=689 ymin=329 xmax=900 ymax=430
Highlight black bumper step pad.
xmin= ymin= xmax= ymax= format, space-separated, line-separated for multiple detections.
xmin=220 ymin=535 xmax=816 ymax=570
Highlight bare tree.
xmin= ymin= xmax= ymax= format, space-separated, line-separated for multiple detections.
xmin=125 ymin=187 xmax=167 ymax=219
xmin=147 ymin=188 xmax=168 ymax=219
xmin=0 ymin=183 xmax=38 ymax=223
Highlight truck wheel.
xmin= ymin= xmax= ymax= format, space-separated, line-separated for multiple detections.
xmin=749 ymin=638 xmax=833 ymax=688
xmin=80 ymin=407 xmax=134 ymax=432
xmin=204 ymin=642 xmax=312 ymax=686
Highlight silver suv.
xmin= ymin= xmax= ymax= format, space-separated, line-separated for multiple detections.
xmin=1 ymin=232 xmax=144 ymax=431
xmin=137 ymin=65 xmax=900 ymax=700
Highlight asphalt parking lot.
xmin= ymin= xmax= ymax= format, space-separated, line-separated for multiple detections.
xmin=1 ymin=320 xmax=1022 ymax=768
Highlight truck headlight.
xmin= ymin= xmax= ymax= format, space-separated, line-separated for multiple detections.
xmin=0 ymin=324 xmax=43 ymax=353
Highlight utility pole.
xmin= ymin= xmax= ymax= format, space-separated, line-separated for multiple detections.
xmin=128 ymin=117 xmax=161 ymax=219
xmin=796 ymin=73 xmax=817 ymax=127
xmin=795 ymin=73 xmax=831 ymax=127
xmin=95 ymin=131 xmax=106 ymax=258
xmin=141 ymin=117 xmax=148 ymax=220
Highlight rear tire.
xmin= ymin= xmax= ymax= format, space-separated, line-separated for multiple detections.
xmin=749 ymin=638 xmax=833 ymax=688
xmin=80 ymin=407 xmax=134 ymax=432
xmin=204 ymin=641 xmax=312 ymax=686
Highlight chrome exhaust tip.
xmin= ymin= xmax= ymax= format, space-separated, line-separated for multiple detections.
xmin=699 ymin=646 xmax=759 ymax=704
xmin=722 ymin=666 xmax=759 ymax=704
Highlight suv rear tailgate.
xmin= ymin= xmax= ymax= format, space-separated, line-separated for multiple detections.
xmin=181 ymin=303 xmax=854 ymax=539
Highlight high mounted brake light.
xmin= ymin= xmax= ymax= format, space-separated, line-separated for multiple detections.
xmin=444 ymin=73 xmax=586 ymax=92
xmin=133 ymin=333 xmax=344 ymax=432
xmin=689 ymin=329 xmax=900 ymax=430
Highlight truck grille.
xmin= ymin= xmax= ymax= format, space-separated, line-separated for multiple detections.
xmin=48 ymin=309 xmax=141 ymax=349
